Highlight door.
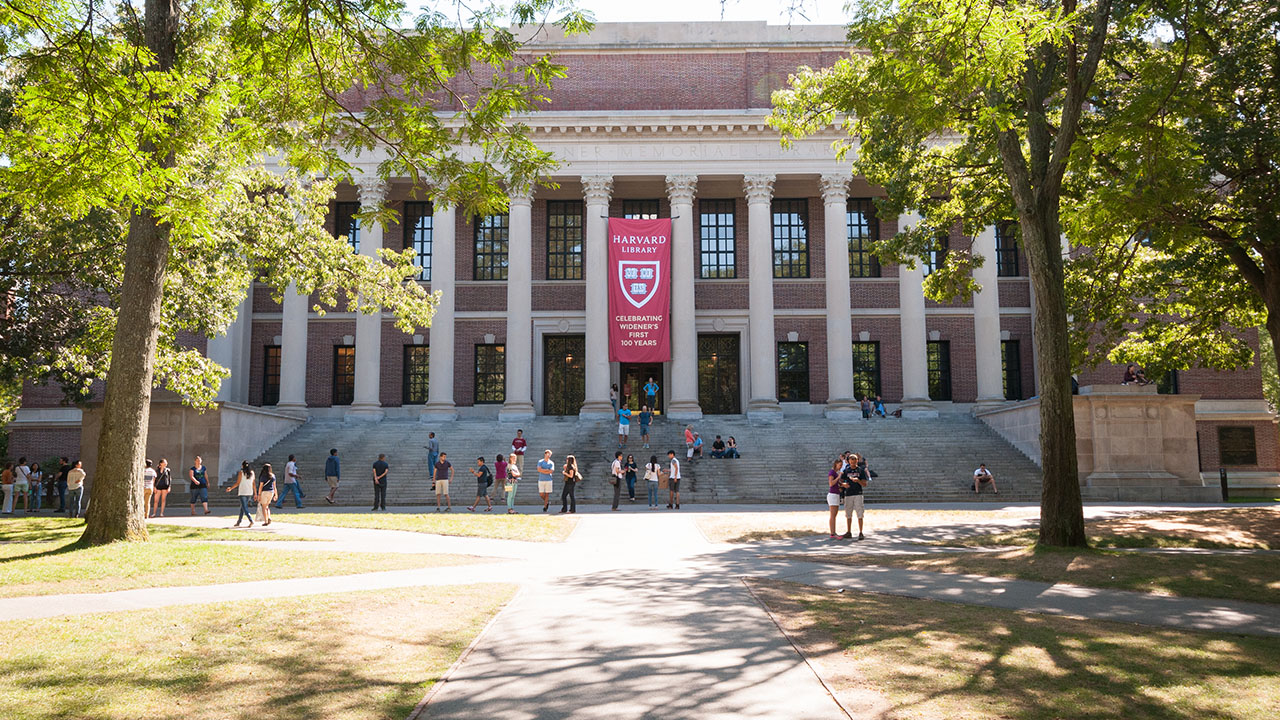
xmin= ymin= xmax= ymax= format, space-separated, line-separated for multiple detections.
xmin=698 ymin=334 xmax=741 ymax=415
xmin=620 ymin=363 xmax=663 ymax=412
xmin=543 ymin=335 xmax=585 ymax=415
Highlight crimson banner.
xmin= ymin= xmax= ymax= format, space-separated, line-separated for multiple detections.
xmin=608 ymin=217 xmax=672 ymax=362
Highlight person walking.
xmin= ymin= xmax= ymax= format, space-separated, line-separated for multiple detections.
xmin=54 ymin=457 xmax=70 ymax=513
xmin=504 ymin=461 xmax=521 ymax=514
xmin=152 ymin=458 xmax=172 ymax=518
xmin=639 ymin=405 xmax=652 ymax=448
xmin=324 ymin=448 xmax=341 ymax=504
xmin=610 ymin=451 xmax=624 ymax=511
xmin=1 ymin=463 xmax=13 ymax=514
xmin=225 ymin=461 xmax=257 ymax=528
xmin=643 ymin=376 xmax=659 ymax=412
xmin=371 ymin=453 xmax=389 ymax=511
xmin=609 ymin=383 xmax=619 ymax=412
xmin=826 ymin=458 xmax=844 ymax=539
xmin=468 ymin=457 xmax=493 ymax=512
xmin=510 ymin=430 xmax=527 ymax=474
xmin=559 ymin=455 xmax=580 ymax=514
xmin=66 ymin=461 xmax=87 ymax=518
xmin=425 ymin=432 xmax=440 ymax=479
xmin=27 ymin=462 xmax=43 ymax=512
xmin=256 ymin=463 xmax=277 ymax=526
xmin=433 ymin=452 xmax=453 ymax=511
xmin=617 ymin=405 xmax=632 ymax=448
xmin=644 ymin=455 xmax=662 ymax=509
xmin=276 ymin=454 xmax=304 ymax=509
xmin=189 ymin=456 xmax=210 ymax=515
xmin=536 ymin=450 xmax=554 ymax=513
xmin=12 ymin=458 xmax=30 ymax=512
xmin=142 ymin=459 xmax=156 ymax=516
xmin=666 ymin=450 xmax=682 ymax=509
xmin=624 ymin=454 xmax=638 ymax=501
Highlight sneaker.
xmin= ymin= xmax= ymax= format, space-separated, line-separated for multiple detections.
xmin=829 ymin=534 xmax=840 ymax=539
xmin=841 ymin=532 xmax=853 ymax=540
xmin=667 ymin=503 xmax=673 ymax=509
xmin=675 ymin=504 xmax=680 ymax=509
xmin=857 ymin=533 xmax=865 ymax=541
xmin=325 ymin=497 xmax=335 ymax=505
xmin=543 ymin=504 xmax=549 ymax=513
xmin=445 ymin=507 xmax=451 ymax=512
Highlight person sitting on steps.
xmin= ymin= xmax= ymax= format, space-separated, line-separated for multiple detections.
xmin=973 ymin=464 xmax=998 ymax=494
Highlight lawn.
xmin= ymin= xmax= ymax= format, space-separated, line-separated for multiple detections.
xmin=749 ymin=579 xmax=1280 ymax=720
xmin=781 ymin=546 xmax=1280 ymax=605
xmin=0 ymin=516 xmax=315 ymax=544
xmin=0 ymin=533 xmax=484 ymax=598
xmin=941 ymin=507 xmax=1280 ymax=550
xmin=0 ymin=584 xmax=516 ymax=720
xmin=697 ymin=508 xmax=1039 ymax=543
xmin=276 ymin=512 xmax=579 ymax=542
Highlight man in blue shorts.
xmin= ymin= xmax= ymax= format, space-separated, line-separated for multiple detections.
xmin=639 ymin=405 xmax=652 ymax=449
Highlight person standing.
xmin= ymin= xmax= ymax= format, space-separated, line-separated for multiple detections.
xmin=425 ymin=432 xmax=440 ymax=479
xmin=277 ymin=454 xmax=304 ymax=509
xmin=973 ymin=464 xmax=998 ymax=494
xmin=617 ymin=405 xmax=632 ymax=448
xmin=610 ymin=451 xmax=624 ymax=511
xmin=536 ymin=450 xmax=554 ymax=513
xmin=12 ymin=458 xmax=30 ymax=512
xmin=225 ymin=461 xmax=257 ymax=528
xmin=189 ymin=456 xmax=210 ymax=515
xmin=55 ymin=457 xmax=70 ymax=512
xmin=371 ymin=454 xmax=389 ymax=511
xmin=826 ymin=458 xmax=843 ymax=539
xmin=504 ymin=462 xmax=521 ymax=514
xmin=666 ymin=450 xmax=682 ymax=509
xmin=559 ymin=454 xmax=580 ymax=514
xmin=684 ymin=425 xmax=695 ymax=460
xmin=324 ymin=448 xmax=341 ymax=505
xmin=433 ymin=452 xmax=453 ymax=511
xmin=142 ymin=459 xmax=157 ymax=516
xmin=27 ymin=462 xmax=43 ymax=512
xmin=644 ymin=455 xmax=662 ymax=509
xmin=609 ymin=383 xmax=619 ymax=412
xmin=256 ymin=463 xmax=277 ymax=526
xmin=840 ymin=454 xmax=868 ymax=540
xmin=66 ymin=461 xmax=87 ymax=518
xmin=860 ymin=396 xmax=872 ymax=419
xmin=639 ymin=405 xmax=653 ymax=449
xmin=494 ymin=454 xmax=508 ymax=498
xmin=1 ymin=463 xmax=13 ymax=515
xmin=152 ymin=458 xmax=172 ymax=518
xmin=468 ymin=457 xmax=493 ymax=512
xmin=624 ymin=454 xmax=638 ymax=502
xmin=643 ymin=376 xmax=659 ymax=412
xmin=510 ymin=430 xmax=527 ymax=474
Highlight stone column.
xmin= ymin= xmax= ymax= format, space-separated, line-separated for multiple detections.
xmin=276 ymin=282 xmax=309 ymax=412
xmin=423 ymin=202 xmax=458 ymax=420
xmin=501 ymin=187 xmax=536 ymax=421
xmin=347 ymin=178 xmax=388 ymax=421
xmin=820 ymin=173 xmax=858 ymax=419
xmin=973 ymin=224 xmax=1005 ymax=409
xmin=209 ymin=293 xmax=251 ymax=404
xmin=580 ymin=175 xmax=615 ymax=419
xmin=897 ymin=212 xmax=937 ymax=418
xmin=744 ymin=173 xmax=783 ymax=423
xmin=665 ymin=174 xmax=703 ymax=421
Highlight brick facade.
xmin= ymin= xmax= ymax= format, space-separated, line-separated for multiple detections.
xmin=6 ymin=427 xmax=81 ymax=466
xmin=1196 ymin=420 xmax=1280 ymax=472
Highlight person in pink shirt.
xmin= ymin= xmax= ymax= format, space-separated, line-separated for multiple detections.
xmin=684 ymin=425 xmax=695 ymax=459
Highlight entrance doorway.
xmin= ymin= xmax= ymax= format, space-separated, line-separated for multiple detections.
xmin=620 ymin=363 xmax=663 ymax=413
xmin=698 ymin=334 xmax=741 ymax=414
xmin=543 ymin=335 xmax=585 ymax=415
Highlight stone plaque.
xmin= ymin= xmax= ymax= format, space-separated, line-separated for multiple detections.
xmin=1218 ymin=426 xmax=1257 ymax=466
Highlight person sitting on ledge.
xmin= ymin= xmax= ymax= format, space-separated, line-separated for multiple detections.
xmin=1122 ymin=363 xmax=1151 ymax=385
xmin=873 ymin=395 xmax=887 ymax=418
xmin=710 ymin=435 xmax=726 ymax=458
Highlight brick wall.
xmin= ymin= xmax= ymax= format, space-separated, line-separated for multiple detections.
xmin=247 ymin=320 xmax=282 ymax=407
xmin=851 ymin=316 xmax=904 ymax=403
xmin=380 ymin=321 xmax=426 ymax=408
xmin=925 ymin=316 xmax=978 ymax=403
xmin=998 ymin=278 xmax=1031 ymax=308
xmin=305 ymin=320 xmax=357 ymax=408
xmin=6 ymin=427 xmax=81 ymax=466
xmin=1196 ymin=420 xmax=1280 ymax=472
xmin=1001 ymin=316 xmax=1037 ymax=399
xmin=252 ymin=283 xmax=282 ymax=313
xmin=775 ymin=317 xmax=829 ymax=404
xmin=454 ymin=319 xmax=508 ymax=407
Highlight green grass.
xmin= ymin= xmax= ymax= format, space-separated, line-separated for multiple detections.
xmin=786 ymin=545 xmax=1280 ymax=605
xmin=0 ymin=516 xmax=314 ymax=544
xmin=1229 ymin=497 xmax=1280 ymax=503
xmin=0 ymin=532 xmax=485 ymax=598
xmin=276 ymin=512 xmax=578 ymax=542
xmin=935 ymin=527 xmax=1258 ymax=550
xmin=751 ymin=579 xmax=1280 ymax=720
xmin=0 ymin=584 xmax=516 ymax=720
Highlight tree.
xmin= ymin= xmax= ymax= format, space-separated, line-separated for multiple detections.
xmin=0 ymin=0 xmax=590 ymax=545
xmin=771 ymin=0 xmax=1132 ymax=546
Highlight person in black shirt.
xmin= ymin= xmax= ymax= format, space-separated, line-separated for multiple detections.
xmin=371 ymin=454 xmax=389 ymax=511
xmin=468 ymin=457 xmax=493 ymax=512
xmin=55 ymin=457 xmax=70 ymax=513
xmin=710 ymin=436 xmax=727 ymax=458
xmin=839 ymin=453 xmax=869 ymax=540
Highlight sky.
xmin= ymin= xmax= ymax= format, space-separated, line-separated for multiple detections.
xmin=551 ymin=0 xmax=850 ymax=25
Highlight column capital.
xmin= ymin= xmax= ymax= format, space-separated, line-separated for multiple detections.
xmin=508 ymin=184 xmax=534 ymax=208
xmin=354 ymin=174 xmax=389 ymax=210
xmin=819 ymin=173 xmax=851 ymax=205
xmin=581 ymin=175 xmax=613 ymax=206
xmin=665 ymin=174 xmax=699 ymax=205
xmin=742 ymin=174 xmax=775 ymax=205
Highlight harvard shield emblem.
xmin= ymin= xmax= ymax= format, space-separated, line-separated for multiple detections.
xmin=617 ymin=261 xmax=661 ymax=309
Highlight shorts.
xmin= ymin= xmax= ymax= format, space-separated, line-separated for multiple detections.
xmin=435 ymin=479 xmax=450 ymax=495
xmin=538 ymin=480 xmax=553 ymax=493
xmin=618 ymin=423 xmax=630 ymax=435
xmin=190 ymin=487 xmax=208 ymax=504
xmin=843 ymin=494 xmax=865 ymax=519
xmin=826 ymin=492 xmax=841 ymax=507
xmin=640 ymin=424 xmax=650 ymax=434
xmin=477 ymin=482 xmax=489 ymax=497
xmin=326 ymin=475 xmax=340 ymax=489
xmin=669 ymin=479 xmax=681 ymax=492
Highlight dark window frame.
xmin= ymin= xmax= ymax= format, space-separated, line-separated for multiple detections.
xmin=1002 ymin=340 xmax=1022 ymax=401
xmin=262 ymin=345 xmax=281 ymax=406
xmin=698 ymin=199 xmax=737 ymax=279
xmin=474 ymin=343 xmax=506 ymax=404
xmin=924 ymin=232 xmax=949 ymax=277
xmin=402 ymin=344 xmax=430 ymax=405
xmin=851 ymin=341 xmax=881 ymax=400
xmin=776 ymin=341 xmax=811 ymax=402
xmin=996 ymin=222 xmax=1021 ymax=277
xmin=546 ymin=199 xmax=584 ymax=280
xmin=1217 ymin=426 xmax=1258 ymax=466
xmin=771 ymin=198 xmax=810 ymax=278
xmin=404 ymin=201 xmax=433 ymax=281
xmin=622 ymin=199 xmax=660 ymax=219
xmin=847 ymin=198 xmax=881 ymax=278
xmin=927 ymin=340 xmax=952 ymax=401
xmin=473 ymin=213 xmax=510 ymax=281
xmin=1157 ymin=369 xmax=1180 ymax=395
xmin=332 ymin=345 xmax=355 ymax=406
xmin=333 ymin=201 xmax=361 ymax=253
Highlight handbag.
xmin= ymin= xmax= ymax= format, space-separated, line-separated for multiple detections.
xmin=503 ymin=483 xmax=514 ymax=493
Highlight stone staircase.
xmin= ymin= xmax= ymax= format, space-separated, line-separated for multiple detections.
xmin=212 ymin=414 xmax=1051 ymax=507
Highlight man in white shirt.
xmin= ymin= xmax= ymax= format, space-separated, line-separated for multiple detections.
xmin=666 ymin=450 xmax=681 ymax=510
xmin=973 ymin=464 xmax=998 ymax=494
xmin=277 ymin=454 xmax=304 ymax=509
xmin=13 ymin=458 xmax=31 ymax=512
xmin=610 ymin=451 xmax=624 ymax=511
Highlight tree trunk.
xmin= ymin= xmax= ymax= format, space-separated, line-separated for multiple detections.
xmin=1024 ymin=213 xmax=1087 ymax=547
xmin=80 ymin=0 xmax=179 ymax=546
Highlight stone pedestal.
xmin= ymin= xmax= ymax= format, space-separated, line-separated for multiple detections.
xmin=1075 ymin=384 xmax=1202 ymax=488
